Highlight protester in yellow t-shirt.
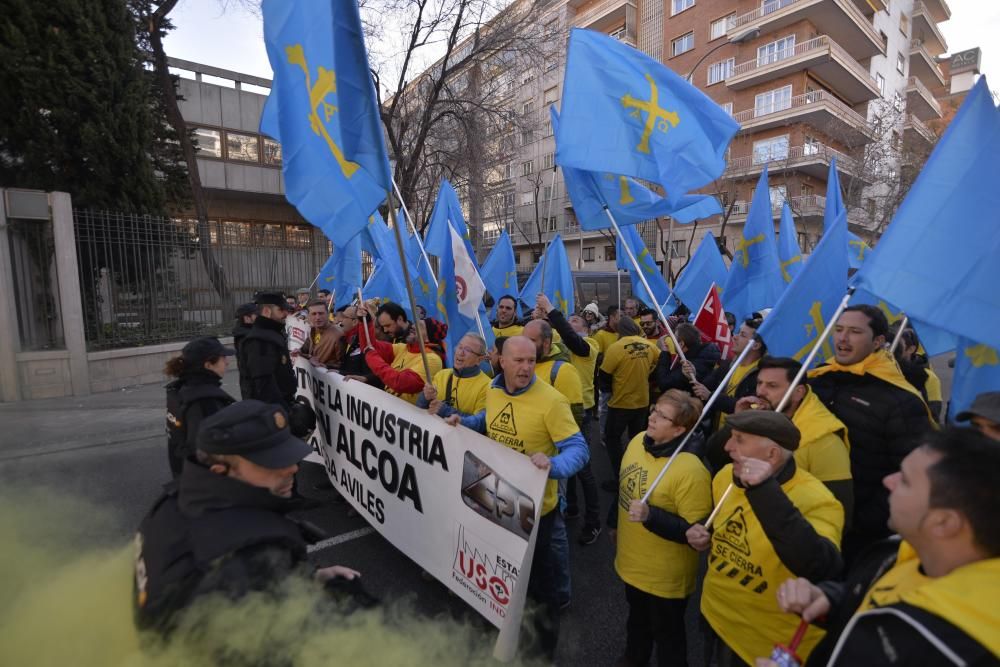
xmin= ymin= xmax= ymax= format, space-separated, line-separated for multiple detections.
xmin=599 ymin=317 xmax=661 ymax=482
xmin=445 ymin=336 xmax=589 ymax=661
xmin=613 ymin=390 xmax=712 ymax=666
xmin=524 ymin=319 xmax=584 ymax=427
xmin=686 ymin=410 xmax=844 ymax=666
xmin=418 ymin=333 xmax=490 ymax=417
xmin=491 ymin=294 xmax=524 ymax=339
xmin=728 ymin=356 xmax=853 ymax=523
xmin=765 ymin=427 xmax=1000 ymax=667
xmin=363 ymin=319 xmax=443 ymax=404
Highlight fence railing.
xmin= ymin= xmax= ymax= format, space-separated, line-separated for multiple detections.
xmin=730 ymin=35 xmax=877 ymax=91
xmin=732 ymin=89 xmax=871 ymax=132
xmin=73 ymin=209 xmax=329 ymax=351
xmin=906 ymin=75 xmax=943 ymax=116
xmin=726 ymin=142 xmax=860 ymax=174
xmin=728 ymin=0 xmax=880 ymax=48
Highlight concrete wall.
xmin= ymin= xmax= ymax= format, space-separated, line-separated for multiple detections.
xmin=86 ymin=337 xmax=235 ymax=394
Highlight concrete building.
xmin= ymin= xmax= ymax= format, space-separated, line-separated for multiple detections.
xmin=475 ymin=0 xmax=975 ymax=299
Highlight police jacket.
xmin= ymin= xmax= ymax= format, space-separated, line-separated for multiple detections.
xmin=165 ymin=369 xmax=235 ymax=473
xmin=808 ymin=359 xmax=931 ymax=554
xmin=238 ymin=316 xmax=296 ymax=408
xmin=807 ymin=538 xmax=1000 ymax=667
xmin=653 ymin=340 xmax=721 ymax=393
xmin=133 ymin=461 xmax=309 ymax=636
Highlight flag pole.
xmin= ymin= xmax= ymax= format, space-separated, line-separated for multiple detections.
xmin=386 ymin=189 xmax=434 ymax=382
xmin=539 ymin=166 xmax=558 ymax=294
xmin=638 ymin=341 xmax=754 ymax=503
xmin=888 ymin=315 xmax=909 ymax=355
xmin=603 ymin=206 xmax=688 ymax=364
xmin=356 ymin=287 xmax=370 ymax=349
xmin=698 ymin=288 xmax=856 ymax=514
xmin=392 ymin=176 xmax=439 ymax=290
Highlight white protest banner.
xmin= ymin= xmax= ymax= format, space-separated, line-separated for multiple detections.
xmin=286 ymin=315 xmax=309 ymax=353
xmin=294 ymin=359 xmax=547 ymax=634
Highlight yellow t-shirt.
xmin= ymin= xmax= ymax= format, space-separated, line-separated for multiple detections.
xmin=601 ymin=335 xmax=661 ymax=409
xmin=792 ymin=388 xmax=852 ymax=483
xmin=717 ymin=359 xmax=760 ymax=429
xmin=431 ymin=368 xmax=490 ymax=416
xmin=615 ymin=433 xmax=712 ymax=598
xmin=389 ymin=343 xmax=443 ymax=404
xmin=485 ymin=379 xmax=579 ymax=515
xmin=924 ymin=367 xmax=943 ymax=403
xmin=593 ymin=328 xmax=619 ymax=354
xmin=701 ymin=465 xmax=844 ymax=665
xmin=536 ymin=356 xmax=584 ymax=406
xmin=492 ymin=323 xmax=524 ymax=339
xmin=569 ymin=337 xmax=600 ymax=410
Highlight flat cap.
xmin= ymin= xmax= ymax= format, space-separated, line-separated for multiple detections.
xmin=727 ymin=410 xmax=800 ymax=451
xmin=956 ymin=391 xmax=1000 ymax=424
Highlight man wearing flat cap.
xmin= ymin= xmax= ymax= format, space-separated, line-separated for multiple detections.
xmin=238 ymin=291 xmax=296 ymax=408
xmin=687 ymin=410 xmax=845 ymax=667
xmin=955 ymin=390 xmax=1000 ymax=441
xmin=133 ymin=400 xmax=365 ymax=637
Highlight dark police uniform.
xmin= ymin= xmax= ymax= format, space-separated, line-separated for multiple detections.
xmin=136 ymin=400 xmax=321 ymax=636
xmin=238 ymin=292 xmax=296 ymax=408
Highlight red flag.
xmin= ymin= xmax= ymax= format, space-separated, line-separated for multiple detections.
xmin=694 ymin=284 xmax=732 ymax=359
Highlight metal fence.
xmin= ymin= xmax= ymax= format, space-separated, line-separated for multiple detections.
xmin=73 ymin=209 xmax=330 ymax=351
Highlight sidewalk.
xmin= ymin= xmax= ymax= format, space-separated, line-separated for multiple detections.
xmin=0 ymin=370 xmax=241 ymax=460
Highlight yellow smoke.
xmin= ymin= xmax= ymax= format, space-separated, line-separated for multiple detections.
xmin=0 ymin=491 xmax=534 ymax=666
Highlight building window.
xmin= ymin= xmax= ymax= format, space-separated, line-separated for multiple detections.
xmin=520 ymin=130 xmax=533 ymax=146
xmin=875 ymin=72 xmax=885 ymax=97
xmin=261 ymin=137 xmax=282 ymax=166
xmin=707 ymin=58 xmax=735 ymax=85
xmin=752 ymin=135 xmax=790 ymax=164
xmin=520 ymin=192 xmax=534 ymax=206
xmin=797 ymin=231 xmax=808 ymax=249
xmin=522 ymin=100 xmax=535 ymax=115
xmin=546 ymin=216 xmax=558 ymax=232
xmin=893 ymin=91 xmax=903 ymax=110
xmin=866 ymin=198 xmax=876 ymax=217
xmin=515 ymin=252 xmax=521 ymax=265
xmin=543 ymin=86 xmax=558 ymax=106
xmin=605 ymin=245 xmax=616 ymax=261
xmin=757 ymin=35 xmax=796 ymax=66
xmin=543 ymin=153 xmax=554 ymax=169
xmin=710 ymin=15 xmax=734 ymax=41
xmin=583 ymin=246 xmax=595 ymax=262
xmin=899 ymin=13 xmax=909 ymax=36
xmin=754 ymin=85 xmax=793 ymax=117
xmin=769 ymin=185 xmax=788 ymax=208
xmin=226 ymin=131 xmax=260 ymax=162
xmin=896 ymin=52 xmax=906 ymax=74
xmin=565 ymin=211 xmax=578 ymax=228
xmin=804 ymin=135 xmax=820 ymax=155
xmin=521 ymin=69 xmax=534 ymax=85
xmin=801 ymin=183 xmax=813 ymax=197
xmin=522 ymin=160 xmax=534 ymax=176
xmin=879 ymin=30 xmax=889 ymax=48
xmin=671 ymin=0 xmax=694 ymax=16
xmin=503 ymin=192 xmax=514 ymax=210
xmin=543 ymin=185 xmax=552 ymax=201
xmin=720 ymin=101 xmax=734 ymax=116
xmin=193 ymin=127 xmax=222 ymax=158
xmin=671 ymin=240 xmax=687 ymax=258
xmin=671 ymin=32 xmax=694 ymax=57
xmin=544 ymin=120 xmax=553 ymax=137
xmin=504 ymin=164 xmax=512 ymax=180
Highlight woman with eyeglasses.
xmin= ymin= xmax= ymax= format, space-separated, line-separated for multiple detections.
xmin=611 ymin=389 xmax=712 ymax=667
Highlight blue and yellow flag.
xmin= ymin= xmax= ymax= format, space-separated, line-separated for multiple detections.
xmin=260 ymin=0 xmax=391 ymax=247
xmin=777 ymin=203 xmax=804 ymax=284
xmin=317 ymin=235 xmax=363 ymax=310
xmin=722 ymin=168 xmax=785 ymax=323
xmin=673 ymin=232 xmax=729 ymax=312
xmin=551 ymin=107 xmax=721 ymax=230
xmin=520 ymin=235 xmax=575 ymax=316
xmin=821 ymin=159 xmax=868 ymax=270
xmin=402 ymin=230 xmax=437 ymax=318
xmin=480 ymin=229 xmax=521 ymax=318
xmin=363 ymin=259 xmax=410 ymax=316
xmin=855 ymin=77 xmax=1000 ymax=349
xmin=615 ymin=224 xmax=672 ymax=308
xmin=425 ymin=180 xmax=476 ymax=263
xmin=948 ymin=339 xmax=1000 ymax=422
xmin=757 ymin=199 xmax=848 ymax=365
xmin=557 ymin=29 xmax=738 ymax=206
xmin=359 ymin=212 xmax=395 ymax=260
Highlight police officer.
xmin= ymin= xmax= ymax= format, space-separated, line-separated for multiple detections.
xmin=164 ymin=337 xmax=236 ymax=478
xmin=134 ymin=400 xmax=367 ymax=637
xmin=239 ymin=292 xmax=296 ymax=408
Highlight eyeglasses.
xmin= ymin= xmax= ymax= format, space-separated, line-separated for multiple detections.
xmin=649 ymin=405 xmax=676 ymax=424
xmin=456 ymin=344 xmax=485 ymax=357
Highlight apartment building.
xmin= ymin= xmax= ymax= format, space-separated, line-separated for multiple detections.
xmin=483 ymin=0 xmax=969 ymax=290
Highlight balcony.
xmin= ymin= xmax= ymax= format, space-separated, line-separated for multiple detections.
xmin=724 ymin=194 xmax=868 ymax=226
xmin=725 ymin=143 xmax=869 ymax=185
xmin=727 ymin=36 xmax=880 ymax=104
xmin=903 ymin=114 xmax=937 ymax=146
xmin=572 ymin=0 xmax=636 ymax=39
xmin=849 ymin=0 xmax=886 ymax=16
xmin=906 ymin=76 xmax=943 ymax=120
xmin=919 ymin=0 xmax=951 ymax=23
xmin=911 ymin=2 xmax=948 ymax=56
xmin=727 ymin=0 xmax=884 ymax=60
xmin=733 ymin=89 xmax=872 ymax=145
xmin=909 ymin=39 xmax=946 ymax=88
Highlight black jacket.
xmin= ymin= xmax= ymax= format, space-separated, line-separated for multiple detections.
xmin=238 ymin=316 xmax=296 ymax=408
xmin=546 ymin=308 xmax=592 ymax=358
xmin=134 ymin=461 xmax=310 ymax=636
xmin=809 ymin=366 xmax=931 ymax=557
xmin=701 ymin=358 xmax=760 ymax=429
xmin=165 ymin=369 xmax=235 ymax=477
xmin=808 ymin=538 xmax=996 ymax=667
xmin=232 ymin=321 xmax=254 ymax=398
xmin=339 ymin=328 xmax=384 ymax=390
xmin=898 ymin=354 xmax=942 ymax=423
xmin=653 ymin=340 xmax=721 ymax=392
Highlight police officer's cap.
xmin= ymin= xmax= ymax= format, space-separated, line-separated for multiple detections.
xmin=726 ymin=410 xmax=800 ymax=451
xmin=235 ymin=302 xmax=258 ymax=318
xmin=197 ymin=400 xmax=312 ymax=469
xmin=182 ymin=336 xmax=235 ymax=366
xmin=254 ymin=291 xmax=289 ymax=308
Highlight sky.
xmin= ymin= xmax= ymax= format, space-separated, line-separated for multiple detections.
xmin=164 ymin=0 xmax=999 ymax=88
